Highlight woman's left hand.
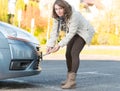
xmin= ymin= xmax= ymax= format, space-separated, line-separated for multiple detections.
xmin=50 ymin=45 xmax=60 ymax=53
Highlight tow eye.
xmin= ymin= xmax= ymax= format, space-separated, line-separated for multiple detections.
xmin=38 ymin=51 xmax=49 ymax=61
xmin=38 ymin=52 xmax=43 ymax=61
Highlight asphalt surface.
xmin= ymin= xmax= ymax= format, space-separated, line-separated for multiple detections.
xmin=1 ymin=58 xmax=120 ymax=91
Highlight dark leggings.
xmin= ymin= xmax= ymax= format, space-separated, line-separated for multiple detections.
xmin=65 ymin=34 xmax=85 ymax=73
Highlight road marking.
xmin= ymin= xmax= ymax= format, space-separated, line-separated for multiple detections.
xmin=77 ymin=71 xmax=113 ymax=76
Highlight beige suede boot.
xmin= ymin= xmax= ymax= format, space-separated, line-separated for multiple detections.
xmin=61 ymin=72 xmax=76 ymax=89
xmin=61 ymin=72 xmax=70 ymax=85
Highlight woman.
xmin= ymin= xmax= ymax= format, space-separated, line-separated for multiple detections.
xmin=46 ymin=0 xmax=95 ymax=89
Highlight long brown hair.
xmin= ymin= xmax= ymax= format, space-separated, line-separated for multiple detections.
xmin=52 ymin=0 xmax=72 ymax=22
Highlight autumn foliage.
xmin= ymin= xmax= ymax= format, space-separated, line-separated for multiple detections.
xmin=21 ymin=4 xmax=47 ymax=29
xmin=0 ymin=0 xmax=120 ymax=45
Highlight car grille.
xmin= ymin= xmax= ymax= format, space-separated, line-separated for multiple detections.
xmin=9 ymin=59 xmax=40 ymax=70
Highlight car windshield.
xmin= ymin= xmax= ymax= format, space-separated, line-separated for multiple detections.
xmin=0 ymin=22 xmax=39 ymax=44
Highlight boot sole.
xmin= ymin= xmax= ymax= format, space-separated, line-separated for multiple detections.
xmin=61 ymin=84 xmax=76 ymax=89
xmin=61 ymin=81 xmax=67 ymax=85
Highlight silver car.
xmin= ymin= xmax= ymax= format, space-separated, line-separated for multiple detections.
xmin=0 ymin=21 xmax=42 ymax=80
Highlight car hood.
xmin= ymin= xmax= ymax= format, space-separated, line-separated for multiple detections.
xmin=0 ymin=21 xmax=39 ymax=45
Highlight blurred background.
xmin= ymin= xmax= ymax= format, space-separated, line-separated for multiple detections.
xmin=0 ymin=0 xmax=120 ymax=46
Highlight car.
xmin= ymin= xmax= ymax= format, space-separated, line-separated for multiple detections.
xmin=0 ymin=21 xmax=42 ymax=80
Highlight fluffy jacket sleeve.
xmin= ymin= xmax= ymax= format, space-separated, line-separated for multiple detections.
xmin=46 ymin=19 xmax=59 ymax=47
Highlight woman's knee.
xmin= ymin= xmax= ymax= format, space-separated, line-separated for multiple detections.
xmin=71 ymin=50 xmax=79 ymax=58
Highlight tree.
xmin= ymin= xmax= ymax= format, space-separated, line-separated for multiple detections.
xmin=0 ymin=0 xmax=8 ymax=22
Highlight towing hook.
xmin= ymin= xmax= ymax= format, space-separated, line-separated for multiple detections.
xmin=38 ymin=51 xmax=43 ymax=61
xmin=38 ymin=51 xmax=49 ymax=61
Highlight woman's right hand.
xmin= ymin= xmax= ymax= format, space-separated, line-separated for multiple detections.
xmin=46 ymin=47 xmax=53 ymax=54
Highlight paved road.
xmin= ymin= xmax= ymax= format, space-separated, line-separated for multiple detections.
xmin=1 ymin=59 xmax=120 ymax=91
